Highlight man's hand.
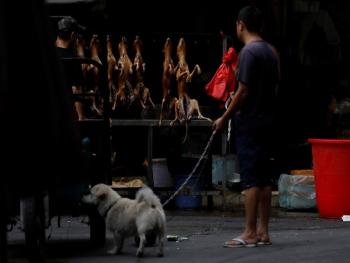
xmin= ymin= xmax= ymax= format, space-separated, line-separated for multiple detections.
xmin=212 ymin=116 xmax=226 ymax=132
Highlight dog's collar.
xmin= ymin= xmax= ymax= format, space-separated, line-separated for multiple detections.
xmin=103 ymin=199 xmax=118 ymax=218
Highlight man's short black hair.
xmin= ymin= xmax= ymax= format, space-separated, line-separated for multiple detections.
xmin=57 ymin=16 xmax=85 ymax=41
xmin=237 ymin=6 xmax=263 ymax=33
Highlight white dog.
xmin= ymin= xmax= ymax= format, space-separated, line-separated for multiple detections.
xmin=82 ymin=183 xmax=166 ymax=257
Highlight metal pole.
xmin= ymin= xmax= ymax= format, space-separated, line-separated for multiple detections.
xmin=0 ymin=185 xmax=7 ymax=263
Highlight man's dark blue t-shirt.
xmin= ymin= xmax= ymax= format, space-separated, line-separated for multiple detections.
xmin=235 ymin=40 xmax=279 ymax=134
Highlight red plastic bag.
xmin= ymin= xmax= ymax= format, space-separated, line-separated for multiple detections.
xmin=205 ymin=47 xmax=238 ymax=108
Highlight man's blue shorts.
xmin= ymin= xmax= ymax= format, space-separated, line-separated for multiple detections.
xmin=234 ymin=114 xmax=275 ymax=190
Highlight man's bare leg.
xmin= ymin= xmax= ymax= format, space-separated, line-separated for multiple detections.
xmin=225 ymin=187 xmax=259 ymax=246
xmin=74 ymin=101 xmax=85 ymax=121
xmin=257 ymin=186 xmax=272 ymax=243
xmin=72 ymin=85 xmax=85 ymax=120
xmin=241 ymin=187 xmax=259 ymax=241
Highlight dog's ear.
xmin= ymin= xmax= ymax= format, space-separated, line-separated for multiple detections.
xmin=93 ymin=186 xmax=107 ymax=200
xmin=98 ymin=192 xmax=106 ymax=200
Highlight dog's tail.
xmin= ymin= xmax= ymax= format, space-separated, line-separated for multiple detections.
xmin=136 ymin=186 xmax=162 ymax=209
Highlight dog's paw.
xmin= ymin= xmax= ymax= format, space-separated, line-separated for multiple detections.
xmin=157 ymin=252 xmax=164 ymax=257
xmin=136 ymin=250 xmax=144 ymax=257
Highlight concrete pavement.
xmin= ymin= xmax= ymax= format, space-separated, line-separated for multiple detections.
xmin=6 ymin=209 xmax=350 ymax=262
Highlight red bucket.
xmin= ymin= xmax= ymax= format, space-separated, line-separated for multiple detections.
xmin=308 ymin=139 xmax=350 ymax=218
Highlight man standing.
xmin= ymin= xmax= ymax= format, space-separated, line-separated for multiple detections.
xmin=213 ymin=6 xmax=279 ymax=247
xmin=55 ymin=16 xmax=86 ymax=120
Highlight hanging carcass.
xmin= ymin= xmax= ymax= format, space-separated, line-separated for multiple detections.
xmin=107 ymin=34 xmax=117 ymax=104
xmin=171 ymin=38 xmax=211 ymax=135
xmin=132 ymin=36 xmax=155 ymax=119
xmin=87 ymin=34 xmax=103 ymax=116
xmin=159 ymin=37 xmax=176 ymax=125
xmin=112 ymin=37 xmax=133 ymax=115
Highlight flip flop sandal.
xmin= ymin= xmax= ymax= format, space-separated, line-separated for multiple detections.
xmin=223 ymin=238 xmax=257 ymax=248
xmin=257 ymin=240 xmax=272 ymax=246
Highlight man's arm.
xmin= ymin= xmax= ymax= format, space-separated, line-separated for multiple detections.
xmin=212 ymin=81 xmax=248 ymax=131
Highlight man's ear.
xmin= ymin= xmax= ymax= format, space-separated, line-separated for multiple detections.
xmin=237 ymin=21 xmax=244 ymax=33
xmin=71 ymin=31 xmax=77 ymax=40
